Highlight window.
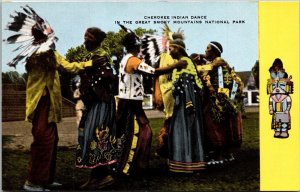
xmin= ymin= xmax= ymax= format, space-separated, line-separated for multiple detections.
xmin=143 ymin=94 xmax=154 ymax=109
xmin=243 ymin=90 xmax=259 ymax=106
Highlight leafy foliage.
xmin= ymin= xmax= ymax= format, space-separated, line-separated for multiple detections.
xmin=2 ymin=71 xmax=27 ymax=85
xmin=66 ymin=27 xmax=156 ymax=64
xmin=65 ymin=45 xmax=89 ymax=62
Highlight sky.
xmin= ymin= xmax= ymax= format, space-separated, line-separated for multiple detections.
xmin=1 ymin=1 xmax=258 ymax=73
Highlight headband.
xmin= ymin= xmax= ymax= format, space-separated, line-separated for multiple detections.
xmin=169 ymin=43 xmax=185 ymax=51
xmin=209 ymin=42 xmax=222 ymax=53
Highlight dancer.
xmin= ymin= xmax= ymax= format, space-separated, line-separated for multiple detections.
xmin=74 ymin=27 xmax=124 ymax=190
xmin=154 ymin=25 xmax=177 ymax=158
xmin=3 ymin=6 xmax=95 ymax=191
xmin=167 ymin=35 xmax=206 ymax=173
xmin=116 ymin=32 xmax=187 ymax=175
xmin=196 ymin=41 xmax=244 ymax=165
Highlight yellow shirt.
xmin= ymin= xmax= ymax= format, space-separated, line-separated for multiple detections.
xmin=25 ymin=51 xmax=92 ymax=123
xmin=158 ymin=53 xmax=175 ymax=118
xmin=171 ymin=56 xmax=203 ymax=89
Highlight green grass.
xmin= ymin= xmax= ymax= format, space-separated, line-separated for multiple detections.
xmin=2 ymin=112 xmax=259 ymax=191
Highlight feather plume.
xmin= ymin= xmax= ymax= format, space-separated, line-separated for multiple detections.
xmin=172 ymin=28 xmax=185 ymax=40
xmin=118 ymin=23 xmax=133 ymax=34
xmin=118 ymin=23 xmax=140 ymax=41
xmin=3 ymin=5 xmax=58 ymax=68
xmin=139 ymin=25 xmax=185 ymax=68
xmin=139 ymin=24 xmax=176 ymax=68
xmin=140 ymin=35 xmax=163 ymax=68
xmin=6 ymin=34 xmax=34 ymax=44
xmin=162 ymin=23 xmax=172 ymax=39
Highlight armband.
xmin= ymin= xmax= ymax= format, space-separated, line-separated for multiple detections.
xmin=137 ymin=62 xmax=155 ymax=74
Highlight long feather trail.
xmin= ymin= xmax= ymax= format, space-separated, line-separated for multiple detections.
xmin=4 ymin=5 xmax=58 ymax=68
xmin=6 ymin=34 xmax=34 ymax=44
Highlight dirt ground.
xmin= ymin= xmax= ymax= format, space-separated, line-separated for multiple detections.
xmin=2 ymin=110 xmax=164 ymax=151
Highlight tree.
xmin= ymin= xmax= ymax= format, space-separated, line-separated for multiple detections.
xmin=251 ymin=60 xmax=259 ymax=89
xmin=65 ymin=45 xmax=89 ymax=62
xmin=65 ymin=27 xmax=156 ymax=63
xmin=2 ymin=71 xmax=26 ymax=85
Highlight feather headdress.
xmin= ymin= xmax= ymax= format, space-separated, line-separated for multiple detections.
xmin=118 ymin=24 xmax=184 ymax=68
xmin=139 ymin=24 xmax=172 ymax=68
xmin=141 ymin=35 xmax=163 ymax=68
xmin=171 ymin=28 xmax=185 ymax=41
xmin=169 ymin=28 xmax=186 ymax=51
xmin=140 ymin=24 xmax=185 ymax=68
xmin=118 ymin=24 xmax=163 ymax=67
xmin=3 ymin=5 xmax=58 ymax=68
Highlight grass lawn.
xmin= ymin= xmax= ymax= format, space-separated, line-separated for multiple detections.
xmin=2 ymin=112 xmax=259 ymax=191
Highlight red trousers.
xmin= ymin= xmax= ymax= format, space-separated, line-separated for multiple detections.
xmin=28 ymin=93 xmax=59 ymax=184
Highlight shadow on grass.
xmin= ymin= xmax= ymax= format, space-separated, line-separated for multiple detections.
xmin=2 ymin=135 xmax=14 ymax=146
xmin=2 ymin=113 xmax=259 ymax=191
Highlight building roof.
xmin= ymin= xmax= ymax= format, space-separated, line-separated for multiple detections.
xmin=236 ymin=71 xmax=252 ymax=86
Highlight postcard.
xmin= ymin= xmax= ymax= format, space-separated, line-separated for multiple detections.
xmin=1 ymin=0 xmax=299 ymax=191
